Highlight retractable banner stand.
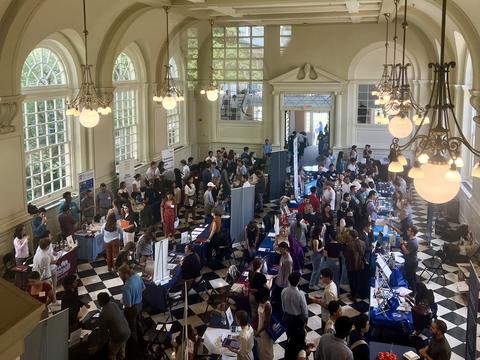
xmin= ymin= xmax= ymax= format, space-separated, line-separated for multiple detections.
xmin=293 ymin=136 xmax=299 ymax=200
xmin=21 ymin=309 xmax=69 ymax=360
xmin=118 ymin=158 xmax=135 ymax=192
xmin=230 ymin=186 xmax=255 ymax=243
xmin=78 ymin=170 xmax=94 ymax=219
xmin=466 ymin=262 xmax=479 ymax=360
xmin=268 ymin=150 xmax=288 ymax=201
xmin=162 ymin=148 xmax=175 ymax=171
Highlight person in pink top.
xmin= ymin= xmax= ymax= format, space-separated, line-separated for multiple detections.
xmin=13 ymin=224 xmax=30 ymax=264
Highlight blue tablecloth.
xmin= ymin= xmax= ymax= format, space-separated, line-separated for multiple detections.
xmin=369 ymin=290 xmax=414 ymax=337
xmin=75 ymin=232 xmax=105 ymax=262
xmin=256 ymin=236 xmax=275 ymax=257
xmin=372 ymin=252 xmax=408 ymax=288
xmin=373 ymin=225 xmax=400 ymax=247
xmin=304 ymin=179 xmax=318 ymax=196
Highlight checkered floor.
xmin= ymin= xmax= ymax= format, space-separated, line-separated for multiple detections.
xmin=58 ymin=194 xmax=476 ymax=359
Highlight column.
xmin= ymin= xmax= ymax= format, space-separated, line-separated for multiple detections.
xmin=272 ymin=91 xmax=281 ymax=147
xmin=470 ymin=89 xmax=480 ymax=125
xmin=333 ymin=92 xmax=342 ymax=148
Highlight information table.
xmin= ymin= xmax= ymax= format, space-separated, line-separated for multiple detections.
xmin=74 ymin=230 xmax=105 ymax=262
xmin=369 ymin=341 xmax=417 ymax=360
xmin=55 ymin=246 xmax=78 ymax=286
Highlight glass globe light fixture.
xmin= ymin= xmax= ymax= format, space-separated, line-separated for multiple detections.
xmin=397 ymin=154 xmax=408 ymax=166
xmin=388 ymin=115 xmax=413 ymax=139
xmin=79 ymin=107 xmax=100 ymax=128
xmin=162 ymin=94 xmax=177 ymax=110
xmin=408 ymin=166 xmax=424 ymax=179
xmin=388 ymin=161 xmax=404 ymax=173
xmin=418 ymin=153 xmax=429 ymax=164
xmin=414 ymin=161 xmax=460 ymax=204
xmin=473 ymin=162 xmax=480 ymax=178
xmin=444 ymin=166 xmax=461 ymax=183
xmin=206 ymin=88 xmax=219 ymax=102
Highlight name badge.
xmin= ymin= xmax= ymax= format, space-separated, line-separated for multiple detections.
xmin=170 ymin=204 xmax=175 ymax=208
xmin=107 ymin=197 xmax=111 ymax=200
xmin=39 ymin=291 xmax=46 ymax=297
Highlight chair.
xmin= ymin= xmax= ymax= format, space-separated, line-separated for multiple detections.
xmin=419 ymin=250 xmax=447 ymax=284
xmin=201 ymin=279 xmax=230 ymax=315
xmin=144 ymin=321 xmax=172 ymax=360
xmin=2 ymin=253 xmax=16 ymax=282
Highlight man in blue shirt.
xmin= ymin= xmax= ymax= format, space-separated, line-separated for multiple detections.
xmin=31 ymin=207 xmax=48 ymax=251
xmin=262 ymin=138 xmax=272 ymax=157
xmin=118 ymin=264 xmax=145 ymax=346
xmin=58 ymin=191 xmax=79 ymax=223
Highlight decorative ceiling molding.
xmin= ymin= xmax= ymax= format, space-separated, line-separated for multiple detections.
xmin=0 ymin=94 xmax=24 ymax=135
xmin=270 ymin=63 xmax=345 ymax=85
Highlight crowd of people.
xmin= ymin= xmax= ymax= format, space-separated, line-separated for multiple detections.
xmin=10 ymin=140 xmax=456 ymax=360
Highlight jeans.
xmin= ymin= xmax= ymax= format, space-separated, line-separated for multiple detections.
xmin=404 ymin=260 xmax=418 ymax=293
xmin=323 ymin=257 xmax=340 ymax=286
xmin=309 ymin=252 xmax=323 ymax=288
xmin=124 ymin=303 xmax=142 ymax=345
xmin=108 ymin=340 xmax=126 ymax=360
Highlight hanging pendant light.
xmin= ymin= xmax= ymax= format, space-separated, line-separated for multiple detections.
xmin=153 ymin=7 xmax=184 ymax=110
xmin=66 ymin=0 xmax=112 ymax=128
xmin=373 ymin=14 xmax=392 ymax=106
xmin=383 ymin=0 xmax=401 ymax=117
xmin=388 ymin=0 xmax=480 ymax=204
xmin=200 ymin=20 xmax=224 ymax=101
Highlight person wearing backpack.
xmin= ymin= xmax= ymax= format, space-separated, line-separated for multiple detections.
xmin=349 ymin=314 xmax=369 ymax=360
xmin=363 ymin=190 xmax=378 ymax=224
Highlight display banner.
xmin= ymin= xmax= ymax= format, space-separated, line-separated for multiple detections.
xmin=466 ymin=261 xmax=479 ymax=360
xmin=162 ymin=148 xmax=175 ymax=171
xmin=293 ymin=136 xmax=299 ymax=200
xmin=118 ymin=158 xmax=135 ymax=192
xmin=78 ymin=170 xmax=95 ymax=220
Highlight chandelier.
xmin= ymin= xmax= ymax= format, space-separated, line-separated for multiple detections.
xmin=383 ymin=0 xmax=425 ymax=139
xmin=373 ymin=13 xmax=392 ymax=125
xmin=153 ymin=7 xmax=185 ymax=110
xmin=388 ymin=0 xmax=480 ymax=204
xmin=200 ymin=20 xmax=224 ymax=101
xmin=66 ymin=0 xmax=112 ymax=128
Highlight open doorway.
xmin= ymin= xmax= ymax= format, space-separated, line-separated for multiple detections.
xmin=284 ymin=109 xmax=330 ymax=164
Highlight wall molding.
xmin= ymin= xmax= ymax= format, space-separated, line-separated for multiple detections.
xmin=0 ymin=94 xmax=24 ymax=135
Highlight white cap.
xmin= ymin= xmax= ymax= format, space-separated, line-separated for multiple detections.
xmin=207 ymin=182 xmax=216 ymax=188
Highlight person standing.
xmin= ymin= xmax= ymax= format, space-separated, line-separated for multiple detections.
xmin=81 ymin=190 xmax=95 ymax=224
xmin=58 ymin=206 xmax=75 ymax=240
xmin=254 ymin=288 xmax=273 ymax=360
xmin=349 ymin=314 xmax=370 ymax=360
xmin=102 ymin=211 xmax=122 ymax=272
xmin=271 ymin=242 xmax=293 ymax=309
xmin=419 ymin=319 xmax=451 ymax=360
xmin=402 ymin=225 xmax=419 ymax=294
xmin=96 ymin=183 xmax=114 ymax=217
xmin=13 ymin=224 xmax=29 ymax=265
xmin=262 ymin=138 xmax=272 ymax=158
xmin=344 ymin=230 xmax=366 ymax=301
xmin=289 ymin=213 xmax=308 ymax=248
xmin=118 ymin=265 xmax=145 ymax=347
xmin=322 ymin=182 xmax=336 ymax=210
xmin=309 ymin=226 xmax=325 ymax=290
xmin=146 ymin=161 xmax=160 ymax=181
xmin=61 ymin=274 xmax=90 ymax=333
xmin=364 ymin=190 xmax=378 ymax=223
xmin=309 ymin=268 xmax=338 ymax=332
xmin=324 ymin=300 xmax=343 ymax=335
xmin=225 ymin=310 xmax=254 ymax=360
xmin=309 ymin=186 xmax=321 ymax=213
xmin=32 ymin=207 xmax=48 ymax=251
xmin=255 ymin=169 xmax=266 ymax=212
xmin=121 ymin=202 xmax=135 ymax=246
xmin=96 ymin=292 xmax=131 ymax=360
xmin=203 ymin=182 xmax=215 ymax=222
xmin=281 ymin=272 xmax=309 ymax=341
xmin=161 ymin=191 xmax=176 ymax=238
xmin=32 ymin=236 xmax=57 ymax=302
xmin=180 ymin=159 xmax=190 ymax=185
xmin=183 ymin=176 xmax=197 ymax=224
xmin=135 ymin=226 xmax=155 ymax=268
xmin=59 ymin=191 xmax=80 ymax=224
xmin=315 ymin=316 xmax=354 ymax=360
xmin=336 ymin=151 xmax=345 ymax=174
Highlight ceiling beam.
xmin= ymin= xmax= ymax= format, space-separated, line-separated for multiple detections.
xmin=345 ymin=0 xmax=360 ymax=13
xmin=232 ymin=4 xmax=380 ymax=15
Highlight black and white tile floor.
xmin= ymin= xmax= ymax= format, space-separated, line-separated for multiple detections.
xmin=59 ymin=195 xmax=477 ymax=359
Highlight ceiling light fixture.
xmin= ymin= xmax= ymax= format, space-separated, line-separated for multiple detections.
xmin=383 ymin=0 xmax=424 ymax=137
xmin=153 ymin=7 xmax=184 ymax=110
xmin=66 ymin=0 xmax=112 ymax=128
xmin=388 ymin=0 xmax=480 ymax=204
xmin=200 ymin=20 xmax=224 ymax=101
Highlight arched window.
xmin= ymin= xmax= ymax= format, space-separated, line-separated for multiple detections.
xmin=21 ymin=47 xmax=71 ymax=203
xmin=113 ymin=52 xmax=138 ymax=162
xmin=166 ymin=57 xmax=182 ymax=146
xmin=169 ymin=57 xmax=179 ymax=79
xmin=462 ymin=52 xmax=476 ymax=182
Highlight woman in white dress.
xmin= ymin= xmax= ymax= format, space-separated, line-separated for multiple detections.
xmin=254 ymin=288 xmax=273 ymax=360
xmin=183 ymin=176 xmax=196 ymax=223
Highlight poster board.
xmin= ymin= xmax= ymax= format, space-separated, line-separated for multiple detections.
xmin=153 ymin=239 xmax=170 ymax=285
xmin=466 ymin=261 xmax=479 ymax=360
xmin=118 ymin=158 xmax=135 ymax=192
xmin=230 ymin=186 xmax=255 ymax=244
xmin=162 ymin=148 xmax=175 ymax=171
xmin=78 ymin=170 xmax=95 ymax=220
xmin=293 ymin=136 xmax=299 ymax=200
xmin=268 ymin=150 xmax=288 ymax=201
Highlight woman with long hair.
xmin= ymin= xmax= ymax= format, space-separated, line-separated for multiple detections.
xmin=161 ymin=191 xmax=176 ymax=238
xmin=135 ymin=225 xmax=155 ymax=268
xmin=276 ymin=226 xmax=304 ymax=273
xmin=102 ymin=210 xmax=121 ymax=271
xmin=13 ymin=224 xmax=29 ymax=265
xmin=206 ymin=208 xmax=222 ymax=263
xmin=336 ymin=151 xmax=345 ymax=174
xmin=121 ymin=202 xmax=135 ymax=246
xmin=309 ymin=225 xmax=325 ymax=290
xmin=183 ymin=176 xmax=196 ymax=224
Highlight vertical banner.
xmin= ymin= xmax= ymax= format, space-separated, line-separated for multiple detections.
xmin=466 ymin=262 xmax=479 ymax=360
xmin=118 ymin=158 xmax=135 ymax=192
xmin=78 ymin=170 xmax=95 ymax=220
xmin=293 ymin=136 xmax=299 ymax=200
xmin=162 ymin=148 xmax=175 ymax=171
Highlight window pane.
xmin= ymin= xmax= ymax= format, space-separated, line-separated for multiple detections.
xmin=357 ymin=84 xmax=381 ymax=124
xmin=113 ymin=89 xmax=138 ymax=161
xmin=21 ymin=48 xmax=67 ymax=88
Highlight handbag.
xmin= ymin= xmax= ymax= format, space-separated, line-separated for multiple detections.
xmin=266 ymin=313 xmax=286 ymax=341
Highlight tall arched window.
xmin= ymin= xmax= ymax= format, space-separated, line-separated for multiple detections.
xmin=113 ymin=52 xmax=138 ymax=162
xmin=462 ymin=52 xmax=476 ymax=182
xmin=21 ymin=47 xmax=71 ymax=203
xmin=166 ymin=57 xmax=182 ymax=147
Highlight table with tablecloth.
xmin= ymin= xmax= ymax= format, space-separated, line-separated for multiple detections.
xmin=303 ymin=179 xmax=318 ymax=196
xmin=174 ymin=225 xmax=210 ymax=264
xmin=369 ymin=341 xmax=417 ymax=360
xmin=74 ymin=231 xmax=105 ymax=262
xmin=55 ymin=246 xmax=78 ymax=286
xmin=373 ymin=224 xmax=400 ymax=248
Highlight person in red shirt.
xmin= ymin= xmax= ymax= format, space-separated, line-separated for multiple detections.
xmin=309 ymin=186 xmax=321 ymax=212
xmin=297 ymin=196 xmax=310 ymax=214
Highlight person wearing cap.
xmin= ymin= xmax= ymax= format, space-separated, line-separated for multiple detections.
xmin=203 ymin=182 xmax=216 ymax=223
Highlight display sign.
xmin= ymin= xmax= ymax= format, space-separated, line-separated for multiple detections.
xmin=118 ymin=158 xmax=135 ymax=192
xmin=153 ymin=239 xmax=170 ymax=285
xmin=162 ymin=148 xmax=175 ymax=171
xmin=293 ymin=136 xmax=299 ymax=200
xmin=466 ymin=261 xmax=479 ymax=360
xmin=78 ymin=170 xmax=95 ymax=220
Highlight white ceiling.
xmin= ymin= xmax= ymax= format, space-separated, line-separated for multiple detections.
xmin=167 ymin=0 xmax=387 ymax=24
